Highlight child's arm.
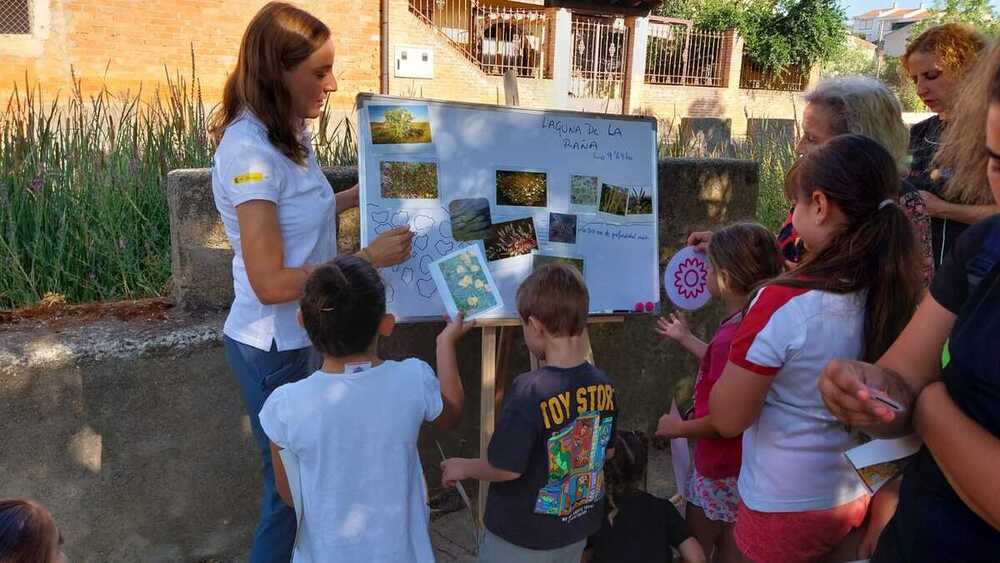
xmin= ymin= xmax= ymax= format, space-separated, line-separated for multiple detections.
xmin=432 ymin=314 xmax=477 ymax=430
xmin=655 ymin=313 xmax=708 ymax=360
xmin=708 ymin=362 xmax=772 ymax=438
xmin=655 ymin=410 xmax=723 ymax=440
xmin=859 ymin=477 xmax=901 ymax=559
xmin=677 ymin=537 xmax=707 ymax=563
xmin=269 ymin=441 xmax=293 ymax=508
xmin=440 ymin=457 xmax=521 ymax=487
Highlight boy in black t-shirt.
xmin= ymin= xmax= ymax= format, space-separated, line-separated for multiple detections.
xmin=441 ymin=263 xmax=617 ymax=562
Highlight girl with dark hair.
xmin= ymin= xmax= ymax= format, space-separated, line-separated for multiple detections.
xmin=583 ymin=431 xmax=704 ymax=563
xmin=821 ymin=47 xmax=1000 ymax=562
xmin=654 ymin=223 xmax=783 ymax=563
xmin=708 ymin=134 xmax=922 ymax=562
xmin=258 ymin=255 xmax=475 ymax=562
xmin=0 ymin=500 xmax=66 ymax=563
xmin=209 ymin=4 xmax=413 ymax=560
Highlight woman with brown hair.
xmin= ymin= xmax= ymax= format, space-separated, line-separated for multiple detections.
xmin=208 ymin=4 xmax=412 ymax=561
xmin=0 ymin=500 xmax=66 ymax=563
xmin=903 ymin=23 xmax=993 ymax=267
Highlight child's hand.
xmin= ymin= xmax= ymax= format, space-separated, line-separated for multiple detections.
xmin=687 ymin=231 xmax=712 ymax=252
xmin=440 ymin=457 xmax=469 ymax=488
xmin=437 ymin=313 xmax=477 ymax=345
xmin=819 ymin=359 xmax=900 ymax=427
xmin=655 ymin=409 xmax=685 ymax=439
xmin=655 ymin=312 xmax=692 ymax=343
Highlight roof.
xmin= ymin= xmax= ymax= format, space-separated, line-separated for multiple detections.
xmin=854 ymin=6 xmax=932 ymax=21
xmin=544 ymin=0 xmax=663 ymax=14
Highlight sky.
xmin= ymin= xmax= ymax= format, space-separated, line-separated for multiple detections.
xmin=840 ymin=0 xmax=1000 ymax=18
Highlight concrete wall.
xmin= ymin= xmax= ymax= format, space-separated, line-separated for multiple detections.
xmin=2 ymin=160 xmax=756 ymax=561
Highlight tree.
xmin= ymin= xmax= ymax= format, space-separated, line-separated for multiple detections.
xmin=910 ymin=0 xmax=1000 ymax=36
xmin=656 ymin=0 xmax=847 ymax=70
xmin=382 ymin=108 xmax=415 ymax=139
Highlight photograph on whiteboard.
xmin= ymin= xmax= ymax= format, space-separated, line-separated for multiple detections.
xmin=485 ymin=218 xmax=538 ymax=261
xmin=626 ymin=187 xmax=654 ymax=215
xmin=380 ymin=160 xmax=438 ymax=199
xmin=548 ymin=212 xmax=578 ymax=244
xmin=368 ymin=104 xmax=433 ymax=144
xmin=496 ymin=169 xmax=547 ymax=207
xmin=430 ymin=245 xmax=503 ymax=321
xmin=448 ymin=197 xmax=493 ymax=241
xmin=532 ymin=252 xmax=584 ymax=276
xmin=570 ymin=175 xmax=599 ymax=207
xmin=598 ymin=183 xmax=629 ymax=216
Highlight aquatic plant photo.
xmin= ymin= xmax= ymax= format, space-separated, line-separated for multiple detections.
xmin=532 ymin=253 xmax=584 ymax=276
xmin=380 ymin=160 xmax=439 ymax=199
xmin=548 ymin=212 xmax=577 ymax=244
xmin=496 ymin=169 xmax=547 ymax=207
xmin=598 ymin=183 xmax=628 ymax=216
xmin=433 ymin=247 xmax=499 ymax=318
xmin=570 ymin=175 xmax=599 ymax=206
xmin=449 ymin=197 xmax=493 ymax=241
xmin=484 ymin=218 xmax=538 ymax=261
xmin=627 ymin=187 xmax=653 ymax=215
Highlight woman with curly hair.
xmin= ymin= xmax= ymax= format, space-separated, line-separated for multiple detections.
xmin=904 ymin=23 xmax=992 ymax=268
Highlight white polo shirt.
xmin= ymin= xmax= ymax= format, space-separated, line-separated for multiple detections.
xmin=212 ymin=112 xmax=337 ymax=352
xmin=728 ymin=284 xmax=870 ymax=512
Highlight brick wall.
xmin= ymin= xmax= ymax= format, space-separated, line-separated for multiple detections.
xmin=0 ymin=0 xmax=380 ymax=115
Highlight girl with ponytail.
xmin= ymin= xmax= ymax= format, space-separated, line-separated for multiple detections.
xmin=257 ymin=255 xmax=476 ymax=562
xmin=707 ymin=135 xmax=922 ymax=562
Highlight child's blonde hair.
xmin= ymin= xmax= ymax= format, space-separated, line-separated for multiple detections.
xmin=707 ymin=223 xmax=783 ymax=297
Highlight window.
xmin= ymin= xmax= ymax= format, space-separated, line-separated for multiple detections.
xmin=0 ymin=0 xmax=31 ymax=35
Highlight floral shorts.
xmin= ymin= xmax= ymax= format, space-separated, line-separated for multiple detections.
xmin=687 ymin=468 xmax=739 ymax=523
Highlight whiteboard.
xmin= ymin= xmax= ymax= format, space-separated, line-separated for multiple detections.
xmin=357 ymin=94 xmax=660 ymax=322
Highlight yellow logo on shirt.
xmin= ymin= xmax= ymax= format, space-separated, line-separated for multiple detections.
xmin=233 ymin=171 xmax=266 ymax=185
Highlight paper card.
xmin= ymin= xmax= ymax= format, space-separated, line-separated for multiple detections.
xmin=429 ymin=245 xmax=504 ymax=321
xmin=844 ymin=434 xmax=922 ymax=493
xmin=664 ymin=246 xmax=711 ymax=311
xmin=668 ymin=400 xmax=692 ymax=500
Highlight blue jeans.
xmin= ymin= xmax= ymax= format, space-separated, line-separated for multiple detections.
xmin=224 ymin=336 xmax=318 ymax=563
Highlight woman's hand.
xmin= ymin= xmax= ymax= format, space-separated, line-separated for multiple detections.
xmin=687 ymin=231 xmax=713 ymax=252
xmin=364 ymin=226 xmax=414 ymax=267
xmin=818 ymin=359 xmax=899 ymax=427
xmin=335 ymin=185 xmax=360 ymax=211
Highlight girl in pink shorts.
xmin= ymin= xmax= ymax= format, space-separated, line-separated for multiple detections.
xmin=655 ymin=223 xmax=784 ymax=562
xmin=707 ymin=135 xmax=924 ymax=562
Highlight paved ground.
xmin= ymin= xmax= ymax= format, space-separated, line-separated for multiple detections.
xmin=430 ymin=445 xmax=679 ymax=560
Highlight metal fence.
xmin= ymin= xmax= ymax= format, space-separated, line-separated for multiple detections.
xmin=0 ymin=0 xmax=31 ymax=35
xmin=569 ymin=15 xmax=630 ymax=100
xmin=409 ymin=0 xmax=550 ymax=78
xmin=645 ymin=21 xmax=727 ymax=87
xmin=739 ymin=55 xmax=810 ymax=91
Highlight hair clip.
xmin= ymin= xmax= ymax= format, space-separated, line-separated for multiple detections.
xmin=878 ymin=198 xmax=895 ymax=210
xmin=321 ymin=306 xmax=335 ymax=312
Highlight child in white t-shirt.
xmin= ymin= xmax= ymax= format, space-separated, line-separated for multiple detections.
xmin=259 ymin=254 xmax=475 ymax=563
xmin=706 ymin=135 xmax=924 ymax=562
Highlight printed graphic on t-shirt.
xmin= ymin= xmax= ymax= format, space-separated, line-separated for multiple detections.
xmin=534 ymin=410 xmax=614 ymax=520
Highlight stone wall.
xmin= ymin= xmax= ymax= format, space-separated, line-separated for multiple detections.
xmin=0 ymin=158 xmax=757 ymax=561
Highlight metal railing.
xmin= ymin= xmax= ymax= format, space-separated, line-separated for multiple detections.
xmin=0 ymin=0 xmax=31 ymax=34
xmin=739 ymin=55 xmax=810 ymax=91
xmin=408 ymin=0 xmax=550 ymax=78
xmin=645 ymin=20 xmax=727 ymax=87
xmin=570 ymin=15 xmax=630 ymax=100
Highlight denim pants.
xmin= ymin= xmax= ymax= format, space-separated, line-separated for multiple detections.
xmin=224 ymin=336 xmax=318 ymax=563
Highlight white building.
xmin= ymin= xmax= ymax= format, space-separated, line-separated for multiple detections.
xmin=852 ymin=3 xmax=933 ymax=47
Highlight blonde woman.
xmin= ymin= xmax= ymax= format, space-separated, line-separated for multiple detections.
xmin=903 ymin=23 xmax=990 ymax=268
xmin=208 ymin=4 xmax=412 ymax=561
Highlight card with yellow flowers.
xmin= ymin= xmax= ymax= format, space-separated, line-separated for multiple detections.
xmin=429 ymin=244 xmax=504 ymax=320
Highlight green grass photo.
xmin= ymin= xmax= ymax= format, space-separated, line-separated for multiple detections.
xmin=380 ymin=160 xmax=439 ymax=199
